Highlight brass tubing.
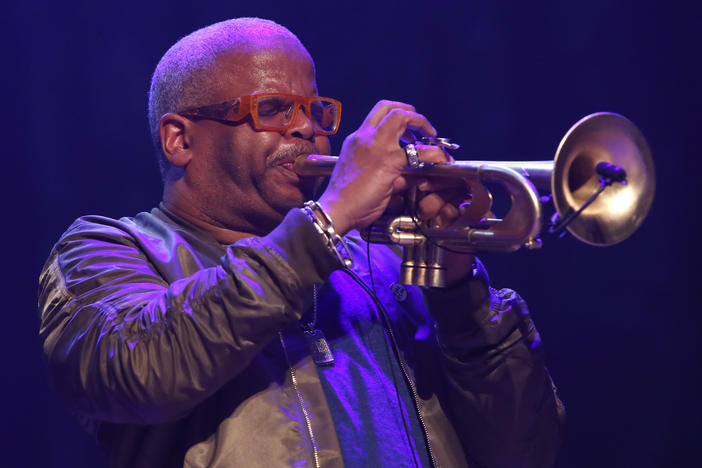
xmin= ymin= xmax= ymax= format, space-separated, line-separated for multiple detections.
xmin=294 ymin=154 xmax=554 ymax=190
xmin=294 ymin=111 xmax=655 ymax=285
xmin=295 ymin=155 xmax=545 ymax=253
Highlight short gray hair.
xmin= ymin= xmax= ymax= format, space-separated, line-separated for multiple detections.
xmin=147 ymin=18 xmax=306 ymax=179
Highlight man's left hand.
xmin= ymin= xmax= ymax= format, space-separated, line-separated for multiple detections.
xmin=406 ymin=145 xmax=476 ymax=287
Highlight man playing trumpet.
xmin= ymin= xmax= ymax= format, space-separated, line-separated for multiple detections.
xmin=39 ymin=17 xmax=564 ymax=467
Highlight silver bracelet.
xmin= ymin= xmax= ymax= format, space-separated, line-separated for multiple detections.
xmin=302 ymin=201 xmax=353 ymax=268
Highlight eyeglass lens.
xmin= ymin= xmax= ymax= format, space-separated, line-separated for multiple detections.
xmin=256 ymin=96 xmax=338 ymax=132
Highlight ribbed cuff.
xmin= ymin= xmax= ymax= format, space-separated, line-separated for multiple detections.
xmin=421 ymin=259 xmax=493 ymax=341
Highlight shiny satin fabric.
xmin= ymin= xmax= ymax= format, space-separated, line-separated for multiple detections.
xmin=39 ymin=205 xmax=563 ymax=467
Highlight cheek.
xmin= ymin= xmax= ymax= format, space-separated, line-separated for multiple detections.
xmin=221 ymin=128 xmax=274 ymax=174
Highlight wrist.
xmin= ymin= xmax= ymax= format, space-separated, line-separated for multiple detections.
xmin=444 ymin=254 xmax=477 ymax=287
xmin=317 ymin=196 xmax=352 ymax=237
xmin=301 ymin=201 xmax=353 ymax=268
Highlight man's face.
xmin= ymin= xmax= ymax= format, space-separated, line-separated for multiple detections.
xmin=185 ymin=44 xmax=331 ymax=234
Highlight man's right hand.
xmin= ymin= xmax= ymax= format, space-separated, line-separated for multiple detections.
xmin=318 ymin=100 xmax=439 ymax=236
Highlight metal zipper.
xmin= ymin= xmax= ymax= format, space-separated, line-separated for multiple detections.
xmin=279 ymin=331 xmax=321 ymax=468
xmin=341 ymin=267 xmax=438 ymax=467
xmin=379 ymin=309 xmax=439 ymax=468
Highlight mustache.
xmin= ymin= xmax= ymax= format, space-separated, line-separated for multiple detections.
xmin=267 ymin=143 xmax=317 ymax=167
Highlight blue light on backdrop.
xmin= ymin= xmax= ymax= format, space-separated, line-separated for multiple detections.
xmin=4 ymin=1 xmax=699 ymax=466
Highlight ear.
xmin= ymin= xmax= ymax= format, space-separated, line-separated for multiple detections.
xmin=159 ymin=113 xmax=194 ymax=167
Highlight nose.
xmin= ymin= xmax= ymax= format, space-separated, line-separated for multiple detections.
xmin=285 ymin=104 xmax=316 ymax=140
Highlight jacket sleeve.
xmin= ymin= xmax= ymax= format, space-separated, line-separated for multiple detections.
xmin=422 ymin=261 xmax=565 ymax=468
xmin=38 ymin=209 xmax=340 ymax=426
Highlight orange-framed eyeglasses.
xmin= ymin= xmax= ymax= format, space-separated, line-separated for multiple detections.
xmin=177 ymin=93 xmax=342 ymax=135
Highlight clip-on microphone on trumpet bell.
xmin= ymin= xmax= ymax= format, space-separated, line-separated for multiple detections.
xmin=549 ymin=162 xmax=628 ymax=238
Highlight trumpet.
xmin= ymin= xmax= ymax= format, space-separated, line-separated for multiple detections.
xmin=294 ymin=112 xmax=656 ymax=287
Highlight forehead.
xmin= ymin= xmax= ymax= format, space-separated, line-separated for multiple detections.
xmin=210 ymin=45 xmax=317 ymax=101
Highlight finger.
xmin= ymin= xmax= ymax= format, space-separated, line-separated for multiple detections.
xmin=415 ymin=145 xmax=451 ymax=164
xmin=416 ymin=190 xmax=459 ymax=221
xmin=425 ymin=203 xmax=461 ymax=228
xmin=362 ymin=100 xmax=417 ymax=128
xmin=435 ymin=202 xmax=460 ymax=227
xmin=391 ymin=175 xmax=412 ymax=194
xmin=376 ymin=108 xmax=437 ymax=143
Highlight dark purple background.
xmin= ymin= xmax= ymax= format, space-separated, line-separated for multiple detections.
xmin=4 ymin=1 xmax=699 ymax=466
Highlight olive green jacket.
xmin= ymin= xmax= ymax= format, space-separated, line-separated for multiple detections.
xmin=39 ymin=206 xmax=564 ymax=467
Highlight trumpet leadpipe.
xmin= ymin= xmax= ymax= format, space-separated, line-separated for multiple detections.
xmin=294 ymin=154 xmax=554 ymax=190
xmin=294 ymin=154 xmax=338 ymax=176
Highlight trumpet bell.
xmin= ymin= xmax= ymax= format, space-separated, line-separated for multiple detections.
xmin=552 ymin=112 xmax=655 ymax=246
